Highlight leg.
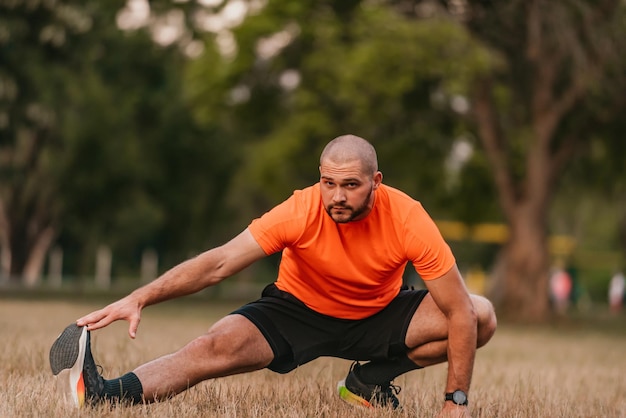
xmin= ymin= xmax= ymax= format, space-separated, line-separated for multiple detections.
xmin=405 ymin=293 xmax=497 ymax=366
xmin=353 ymin=294 xmax=496 ymax=385
xmin=338 ymin=291 xmax=495 ymax=409
xmin=133 ymin=314 xmax=274 ymax=402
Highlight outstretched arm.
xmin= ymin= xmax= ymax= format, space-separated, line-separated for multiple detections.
xmin=76 ymin=228 xmax=266 ymax=338
xmin=425 ymin=265 xmax=477 ymax=418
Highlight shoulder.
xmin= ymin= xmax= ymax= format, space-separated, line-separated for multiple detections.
xmin=376 ymin=184 xmax=426 ymax=219
xmin=378 ymin=184 xmax=417 ymax=202
xmin=291 ymin=183 xmax=321 ymax=206
xmin=255 ymin=183 xmax=320 ymax=224
xmin=377 ymin=184 xmax=445 ymax=244
xmin=248 ymin=183 xmax=321 ymax=252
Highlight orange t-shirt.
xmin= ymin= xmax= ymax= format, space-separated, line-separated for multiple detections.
xmin=248 ymin=183 xmax=455 ymax=319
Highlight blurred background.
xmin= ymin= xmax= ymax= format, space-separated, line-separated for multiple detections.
xmin=1 ymin=0 xmax=625 ymax=322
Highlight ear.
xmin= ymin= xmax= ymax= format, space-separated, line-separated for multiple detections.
xmin=372 ymin=171 xmax=383 ymax=190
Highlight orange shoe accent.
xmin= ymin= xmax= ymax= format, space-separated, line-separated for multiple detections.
xmin=76 ymin=372 xmax=85 ymax=407
xmin=337 ymin=380 xmax=373 ymax=408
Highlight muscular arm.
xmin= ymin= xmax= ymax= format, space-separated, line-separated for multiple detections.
xmin=425 ymin=265 xmax=477 ymax=403
xmin=77 ymin=228 xmax=266 ymax=337
xmin=130 ymin=228 xmax=265 ymax=306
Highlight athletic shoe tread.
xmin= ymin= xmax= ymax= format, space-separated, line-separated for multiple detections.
xmin=50 ymin=323 xmax=84 ymax=375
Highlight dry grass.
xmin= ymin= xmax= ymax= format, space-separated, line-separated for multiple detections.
xmin=1 ymin=297 xmax=625 ymax=417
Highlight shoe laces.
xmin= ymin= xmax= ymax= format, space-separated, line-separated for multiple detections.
xmin=385 ymin=383 xmax=401 ymax=396
xmin=349 ymin=361 xmax=402 ymax=396
xmin=349 ymin=361 xmax=360 ymax=373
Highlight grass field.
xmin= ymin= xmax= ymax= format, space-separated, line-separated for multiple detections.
xmin=1 ymin=297 xmax=625 ymax=417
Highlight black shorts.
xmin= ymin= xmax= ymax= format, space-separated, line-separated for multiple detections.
xmin=231 ymin=283 xmax=428 ymax=374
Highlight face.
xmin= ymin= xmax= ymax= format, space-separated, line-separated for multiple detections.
xmin=319 ymin=159 xmax=382 ymax=223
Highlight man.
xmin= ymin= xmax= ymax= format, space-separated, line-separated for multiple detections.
xmin=50 ymin=135 xmax=496 ymax=417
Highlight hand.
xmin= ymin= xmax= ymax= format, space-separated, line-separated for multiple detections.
xmin=437 ymin=402 xmax=471 ymax=418
xmin=76 ymin=295 xmax=143 ymax=339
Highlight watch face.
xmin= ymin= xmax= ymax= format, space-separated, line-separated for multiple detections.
xmin=453 ymin=390 xmax=467 ymax=405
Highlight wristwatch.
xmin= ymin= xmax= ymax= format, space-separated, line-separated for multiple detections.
xmin=445 ymin=390 xmax=468 ymax=406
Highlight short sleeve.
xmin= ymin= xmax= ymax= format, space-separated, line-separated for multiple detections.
xmin=248 ymin=191 xmax=308 ymax=255
xmin=404 ymin=204 xmax=456 ymax=280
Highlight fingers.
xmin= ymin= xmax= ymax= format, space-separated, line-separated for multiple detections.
xmin=75 ymin=298 xmax=143 ymax=339
xmin=76 ymin=309 xmax=113 ymax=330
xmin=128 ymin=316 xmax=141 ymax=339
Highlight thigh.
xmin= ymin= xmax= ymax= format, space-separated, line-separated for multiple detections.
xmin=206 ymin=314 xmax=275 ymax=370
xmin=404 ymin=293 xmax=495 ymax=348
xmin=342 ymin=288 xmax=429 ymax=360
xmin=232 ymin=286 xmax=341 ymax=373
xmin=234 ymin=285 xmax=433 ymax=370
xmin=404 ymin=293 xmax=448 ymax=348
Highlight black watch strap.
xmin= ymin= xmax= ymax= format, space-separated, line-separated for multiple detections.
xmin=445 ymin=390 xmax=468 ymax=406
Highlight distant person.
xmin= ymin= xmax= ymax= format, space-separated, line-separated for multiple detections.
xmin=49 ymin=135 xmax=497 ymax=417
xmin=608 ymin=271 xmax=625 ymax=314
xmin=550 ymin=264 xmax=572 ymax=315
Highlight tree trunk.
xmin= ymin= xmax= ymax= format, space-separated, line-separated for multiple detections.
xmin=472 ymin=77 xmax=560 ymax=322
xmin=22 ymin=226 xmax=56 ymax=287
xmin=462 ymin=0 xmax=620 ymax=322
xmin=7 ymin=213 xmax=56 ymax=286
xmin=0 ymin=201 xmax=10 ymax=280
xmin=490 ymin=205 xmax=551 ymax=321
xmin=617 ymin=192 xmax=626 ymax=266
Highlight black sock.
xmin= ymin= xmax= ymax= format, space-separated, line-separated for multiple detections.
xmin=357 ymin=355 xmax=422 ymax=384
xmin=103 ymin=372 xmax=144 ymax=404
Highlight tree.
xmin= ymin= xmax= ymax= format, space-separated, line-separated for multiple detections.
xmin=188 ymin=0 xmax=626 ymax=320
xmin=0 ymin=0 xmax=122 ymax=284
xmin=0 ymin=0 xmax=233 ymax=284
xmin=454 ymin=0 xmax=626 ymax=320
xmin=554 ymin=89 xmax=626 ymax=267
xmin=187 ymin=0 xmax=496 ymax=222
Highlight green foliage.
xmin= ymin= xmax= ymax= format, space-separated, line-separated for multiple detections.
xmin=2 ymin=0 xmax=625 ymax=287
xmin=187 ymin=1 xmax=499 ymax=222
xmin=0 ymin=0 xmax=126 ymax=276
xmin=1 ymin=0 xmax=236 ymax=278
xmin=53 ymin=26 xmax=237 ymax=274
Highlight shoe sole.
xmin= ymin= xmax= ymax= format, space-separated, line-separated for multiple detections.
xmin=49 ymin=323 xmax=87 ymax=407
xmin=337 ymin=379 xmax=372 ymax=408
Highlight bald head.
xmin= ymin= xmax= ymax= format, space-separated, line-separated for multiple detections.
xmin=320 ymin=135 xmax=378 ymax=176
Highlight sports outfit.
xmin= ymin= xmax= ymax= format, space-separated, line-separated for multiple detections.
xmin=49 ymin=181 xmax=457 ymax=408
xmin=233 ymin=183 xmax=455 ymax=373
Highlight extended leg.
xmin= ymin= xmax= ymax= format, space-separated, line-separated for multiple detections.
xmin=50 ymin=314 xmax=274 ymax=406
xmin=132 ymin=314 xmax=274 ymax=402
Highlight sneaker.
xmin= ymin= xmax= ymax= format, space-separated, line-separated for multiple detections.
xmin=337 ymin=362 xmax=401 ymax=409
xmin=49 ymin=323 xmax=105 ymax=407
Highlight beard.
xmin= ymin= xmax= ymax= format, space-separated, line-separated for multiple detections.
xmin=325 ymin=185 xmax=373 ymax=223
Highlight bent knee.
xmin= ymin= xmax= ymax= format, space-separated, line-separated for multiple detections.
xmin=202 ymin=316 xmax=274 ymax=369
xmin=471 ymin=295 xmax=497 ymax=348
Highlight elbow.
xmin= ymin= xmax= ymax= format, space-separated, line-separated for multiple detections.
xmin=207 ymin=259 xmax=231 ymax=285
xmin=214 ymin=254 xmax=241 ymax=279
xmin=467 ymin=305 xmax=479 ymax=329
xmin=211 ymin=272 xmax=229 ymax=286
xmin=449 ymin=300 xmax=478 ymax=328
xmin=464 ymin=297 xmax=479 ymax=324
xmin=192 ymin=250 xmax=229 ymax=286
